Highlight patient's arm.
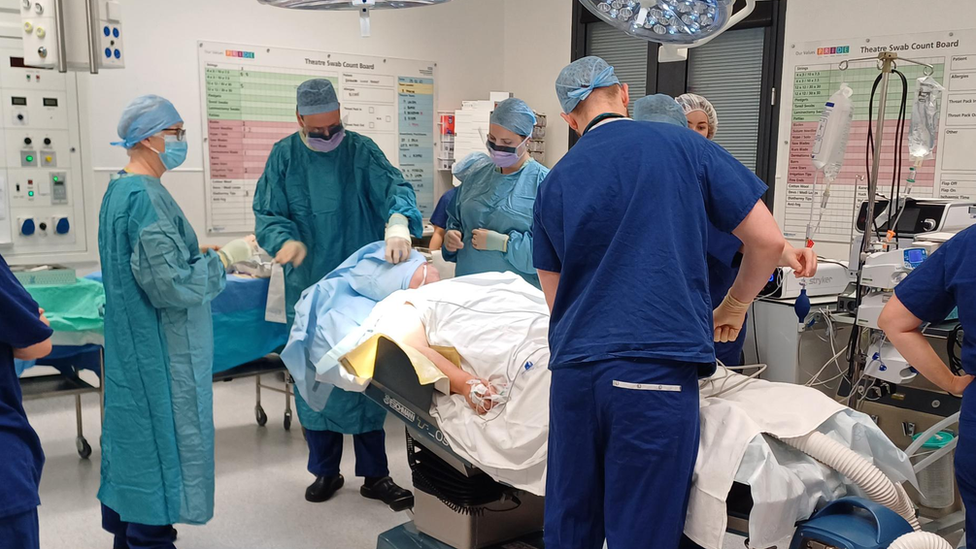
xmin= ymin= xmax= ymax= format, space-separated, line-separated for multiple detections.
xmin=379 ymin=303 xmax=496 ymax=413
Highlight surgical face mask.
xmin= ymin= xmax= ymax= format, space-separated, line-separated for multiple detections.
xmin=302 ymin=123 xmax=345 ymax=153
xmin=148 ymin=135 xmax=188 ymax=170
xmin=486 ymin=136 xmax=529 ymax=169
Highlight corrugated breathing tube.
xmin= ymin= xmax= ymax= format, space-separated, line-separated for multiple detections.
xmin=782 ymin=431 xmax=921 ymax=531
xmin=888 ymin=532 xmax=953 ymax=549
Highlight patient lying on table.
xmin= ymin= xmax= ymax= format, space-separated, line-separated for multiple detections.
xmin=287 ymin=258 xmax=916 ymax=549
xmin=346 ymin=272 xmax=916 ymax=549
xmin=355 ymin=271 xmax=551 ymax=495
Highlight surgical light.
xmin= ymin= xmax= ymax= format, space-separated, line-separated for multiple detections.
xmin=257 ymin=0 xmax=452 ymax=37
xmin=580 ymin=0 xmax=756 ymax=60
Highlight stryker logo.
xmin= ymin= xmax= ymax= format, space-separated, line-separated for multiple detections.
xmin=817 ymin=45 xmax=850 ymax=55
xmin=225 ymin=50 xmax=255 ymax=59
xmin=807 ymin=275 xmax=833 ymax=286
xmin=384 ymin=395 xmax=416 ymax=422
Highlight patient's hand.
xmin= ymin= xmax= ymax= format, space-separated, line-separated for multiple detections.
xmin=463 ymin=378 xmax=498 ymax=415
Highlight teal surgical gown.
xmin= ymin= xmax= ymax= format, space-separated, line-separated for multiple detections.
xmin=97 ymin=173 xmax=226 ymax=526
xmin=443 ymin=153 xmax=547 ymax=287
xmin=253 ymin=131 xmax=422 ymax=433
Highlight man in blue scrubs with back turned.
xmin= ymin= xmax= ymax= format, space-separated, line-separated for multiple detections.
xmin=533 ymin=57 xmax=787 ymax=548
xmin=0 ymin=253 xmax=53 ymax=549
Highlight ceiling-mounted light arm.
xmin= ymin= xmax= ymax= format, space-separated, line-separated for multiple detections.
xmin=355 ymin=0 xmax=375 ymax=37
xmin=657 ymin=0 xmax=754 ymax=62
xmin=580 ymin=0 xmax=759 ymax=63
xmin=256 ymin=0 xmax=452 ymax=36
xmin=680 ymin=0 xmax=754 ymax=48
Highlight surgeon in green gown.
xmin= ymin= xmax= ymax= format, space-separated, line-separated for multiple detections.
xmin=98 ymin=95 xmax=254 ymax=548
xmin=253 ymin=78 xmax=422 ymax=508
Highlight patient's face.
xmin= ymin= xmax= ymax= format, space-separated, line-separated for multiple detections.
xmin=409 ymin=262 xmax=441 ymax=289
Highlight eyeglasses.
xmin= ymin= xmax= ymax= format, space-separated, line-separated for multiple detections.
xmin=162 ymin=128 xmax=187 ymax=142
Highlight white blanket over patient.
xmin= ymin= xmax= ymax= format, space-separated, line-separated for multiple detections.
xmin=365 ymin=272 xmax=551 ymax=494
xmin=690 ymin=369 xmax=916 ymax=549
xmin=334 ymin=272 xmax=916 ymax=547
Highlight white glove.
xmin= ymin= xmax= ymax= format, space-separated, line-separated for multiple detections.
xmin=385 ymin=213 xmax=412 ymax=264
xmin=275 ymin=240 xmax=307 ymax=267
xmin=218 ymin=238 xmax=255 ymax=268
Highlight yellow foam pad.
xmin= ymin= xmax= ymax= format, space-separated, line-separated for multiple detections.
xmin=340 ymin=334 xmax=451 ymax=392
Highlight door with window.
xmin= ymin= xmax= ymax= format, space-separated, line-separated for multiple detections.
xmin=572 ymin=0 xmax=786 ymax=200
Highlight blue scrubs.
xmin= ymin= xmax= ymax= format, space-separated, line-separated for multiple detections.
xmin=707 ymin=223 xmax=747 ymax=368
xmin=0 ymin=510 xmax=39 ymax=549
xmin=533 ymin=119 xmax=766 ymax=548
xmin=101 ymin=504 xmax=176 ymax=549
xmin=306 ymin=429 xmax=388 ymax=479
xmin=894 ymin=225 xmax=976 ymax=540
xmin=0 ymin=254 xmax=51 ymax=549
xmin=429 ymin=187 xmax=457 ymax=230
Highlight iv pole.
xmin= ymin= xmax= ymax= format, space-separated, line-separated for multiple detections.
xmin=839 ymin=52 xmax=934 ymax=408
xmin=839 ymin=52 xmax=935 ymax=258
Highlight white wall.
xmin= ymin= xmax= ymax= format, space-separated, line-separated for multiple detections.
xmin=66 ymin=0 xmax=976 ymax=268
xmin=503 ymin=0 xmax=573 ymax=165
xmin=77 ymin=0 xmax=508 ymax=254
xmin=774 ymin=0 xmax=976 ymax=260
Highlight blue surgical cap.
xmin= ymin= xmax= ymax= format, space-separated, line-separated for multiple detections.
xmin=297 ymin=78 xmax=340 ymax=116
xmin=112 ymin=95 xmax=183 ymax=149
xmin=452 ymin=152 xmax=495 ymax=183
xmin=490 ymin=98 xmax=536 ymax=137
xmin=634 ymin=95 xmax=687 ymax=128
xmin=555 ymin=56 xmax=620 ymax=114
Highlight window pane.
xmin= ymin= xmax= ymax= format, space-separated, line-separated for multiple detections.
xmin=586 ymin=23 xmax=647 ymax=117
xmin=688 ymin=27 xmax=765 ymax=172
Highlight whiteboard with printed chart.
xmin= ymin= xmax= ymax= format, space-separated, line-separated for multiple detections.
xmin=778 ymin=30 xmax=976 ymax=244
xmin=197 ymin=41 xmax=437 ymax=234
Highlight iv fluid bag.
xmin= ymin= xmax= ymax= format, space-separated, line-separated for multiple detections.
xmin=811 ymin=83 xmax=854 ymax=181
xmin=909 ymin=75 xmax=945 ymax=162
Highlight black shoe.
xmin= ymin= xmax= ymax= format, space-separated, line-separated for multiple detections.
xmin=305 ymin=474 xmax=344 ymax=503
xmin=361 ymin=476 xmax=414 ymax=512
